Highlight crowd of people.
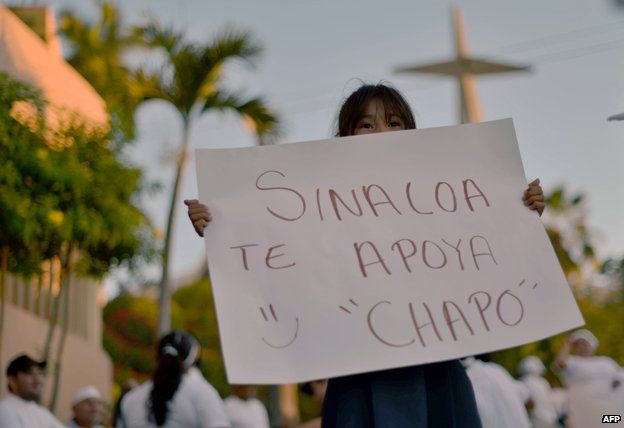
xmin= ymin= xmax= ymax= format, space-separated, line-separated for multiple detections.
xmin=0 ymin=327 xmax=621 ymax=427
xmin=0 ymin=354 xmax=103 ymax=427
xmin=464 ymin=328 xmax=624 ymax=428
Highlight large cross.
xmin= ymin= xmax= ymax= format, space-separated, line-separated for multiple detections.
xmin=395 ymin=6 xmax=530 ymax=124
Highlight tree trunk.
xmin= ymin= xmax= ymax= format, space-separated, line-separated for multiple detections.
xmin=157 ymin=119 xmax=191 ymax=336
xmin=42 ymin=249 xmax=69 ymax=365
xmin=48 ymin=245 xmax=74 ymax=412
xmin=35 ymin=271 xmax=44 ymax=317
xmin=46 ymin=259 xmax=56 ymax=319
xmin=0 ymin=246 xmax=8 ymax=383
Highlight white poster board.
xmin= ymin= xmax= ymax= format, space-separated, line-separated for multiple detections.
xmin=195 ymin=119 xmax=584 ymax=384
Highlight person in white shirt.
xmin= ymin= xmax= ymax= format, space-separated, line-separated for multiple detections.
xmin=67 ymin=385 xmax=104 ymax=427
xmin=0 ymin=353 xmax=65 ymax=428
xmin=463 ymin=355 xmax=531 ymax=428
xmin=223 ymin=385 xmax=269 ymax=428
xmin=517 ymin=356 xmax=560 ymax=428
xmin=555 ymin=329 xmax=624 ymax=428
xmin=548 ymin=385 xmax=568 ymax=426
xmin=119 ymin=330 xmax=230 ymax=428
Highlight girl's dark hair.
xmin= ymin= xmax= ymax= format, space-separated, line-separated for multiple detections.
xmin=336 ymin=83 xmax=416 ymax=137
xmin=149 ymin=330 xmax=199 ymax=426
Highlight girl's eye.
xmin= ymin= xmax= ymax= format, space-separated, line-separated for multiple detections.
xmin=389 ymin=121 xmax=402 ymax=128
xmin=359 ymin=123 xmax=374 ymax=129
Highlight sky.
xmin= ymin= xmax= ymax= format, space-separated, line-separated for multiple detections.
xmin=27 ymin=0 xmax=624 ymax=291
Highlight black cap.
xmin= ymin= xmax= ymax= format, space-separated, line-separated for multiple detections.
xmin=6 ymin=354 xmax=46 ymax=377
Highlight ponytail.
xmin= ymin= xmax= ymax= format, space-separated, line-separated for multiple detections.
xmin=149 ymin=331 xmax=199 ymax=425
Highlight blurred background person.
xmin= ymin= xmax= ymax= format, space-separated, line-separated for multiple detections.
xmin=463 ymin=354 xmax=531 ymax=428
xmin=555 ymin=329 xmax=624 ymax=428
xmin=517 ymin=356 xmax=560 ymax=428
xmin=548 ymin=379 xmax=568 ymax=427
xmin=113 ymin=379 xmax=139 ymax=427
xmin=0 ymin=353 xmax=64 ymax=427
xmin=118 ymin=330 xmax=230 ymax=427
xmin=223 ymin=385 xmax=269 ymax=428
xmin=297 ymin=380 xmax=328 ymax=428
xmin=67 ymin=385 xmax=104 ymax=427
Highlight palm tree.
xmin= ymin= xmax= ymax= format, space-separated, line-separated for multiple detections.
xmin=134 ymin=22 xmax=279 ymax=335
xmin=59 ymin=0 xmax=141 ymax=141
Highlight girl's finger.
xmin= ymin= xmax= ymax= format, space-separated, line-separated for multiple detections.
xmin=530 ymin=201 xmax=545 ymax=213
xmin=194 ymin=219 xmax=208 ymax=228
xmin=194 ymin=220 xmax=208 ymax=236
xmin=190 ymin=212 xmax=211 ymax=222
xmin=525 ymin=195 xmax=544 ymax=204
xmin=188 ymin=209 xmax=210 ymax=218
xmin=523 ymin=194 xmax=539 ymax=204
xmin=184 ymin=199 xmax=199 ymax=206
xmin=188 ymin=204 xmax=209 ymax=214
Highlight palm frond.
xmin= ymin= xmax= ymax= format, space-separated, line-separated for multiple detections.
xmin=203 ymin=26 xmax=263 ymax=68
xmin=100 ymin=1 xmax=119 ymax=39
xmin=203 ymin=91 xmax=280 ymax=143
xmin=134 ymin=21 xmax=183 ymax=54
xmin=133 ymin=68 xmax=175 ymax=106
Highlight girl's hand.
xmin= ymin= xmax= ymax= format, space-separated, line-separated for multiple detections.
xmin=523 ymin=178 xmax=545 ymax=216
xmin=184 ymin=199 xmax=212 ymax=237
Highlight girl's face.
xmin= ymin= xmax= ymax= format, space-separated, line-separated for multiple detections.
xmin=353 ymin=98 xmax=406 ymax=136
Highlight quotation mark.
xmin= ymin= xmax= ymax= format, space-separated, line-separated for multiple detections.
xmin=339 ymin=299 xmax=359 ymax=314
xmin=517 ymin=279 xmax=538 ymax=289
xmin=259 ymin=304 xmax=279 ymax=321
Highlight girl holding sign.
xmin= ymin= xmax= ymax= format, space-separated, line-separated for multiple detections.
xmin=185 ymin=83 xmax=545 ymax=428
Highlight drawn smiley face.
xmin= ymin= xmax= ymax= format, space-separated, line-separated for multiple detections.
xmin=259 ymin=304 xmax=300 ymax=349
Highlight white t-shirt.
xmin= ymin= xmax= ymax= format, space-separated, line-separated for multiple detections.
xmin=519 ymin=374 xmax=559 ymax=425
xmin=0 ymin=393 xmax=65 ymax=428
xmin=464 ymin=358 xmax=531 ymax=428
xmin=223 ymin=395 xmax=270 ymax=428
xmin=558 ymin=355 xmax=624 ymax=428
xmin=120 ymin=367 xmax=230 ymax=428
xmin=560 ymin=355 xmax=624 ymax=386
xmin=67 ymin=419 xmax=104 ymax=427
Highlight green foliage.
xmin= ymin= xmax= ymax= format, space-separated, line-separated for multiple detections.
xmin=60 ymin=0 xmax=142 ymax=142
xmin=172 ymin=278 xmax=220 ymax=348
xmin=104 ymin=294 xmax=158 ymax=347
xmin=298 ymin=391 xmax=323 ymax=424
xmin=61 ymin=121 xmax=154 ymax=277
xmin=103 ymin=304 xmax=153 ymax=381
xmin=0 ymin=72 xmax=154 ymax=278
xmin=103 ymin=293 xmax=182 ymax=381
xmin=0 ymin=73 xmax=62 ymax=275
xmin=577 ymin=290 xmax=624 ymax=364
